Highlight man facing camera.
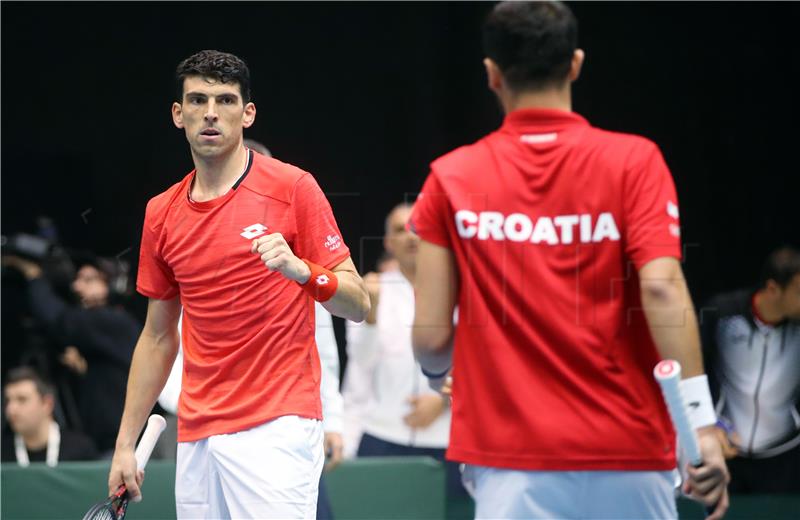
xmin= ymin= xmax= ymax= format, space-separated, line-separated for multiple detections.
xmin=2 ymin=367 xmax=97 ymax=466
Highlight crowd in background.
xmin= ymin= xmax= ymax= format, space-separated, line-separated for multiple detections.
xmin=1 ymin=212 xmax=798 ymax=499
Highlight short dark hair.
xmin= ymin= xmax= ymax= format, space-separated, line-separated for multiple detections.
xmin=5 ymin=367 xmax=55 ymax=398
xmin=175 ymin=50 xmax=251 ymax=103
xmin=483 ymin=1 xmax=578 ymax=92
xmin=759 ymin=246 xmax=800 ymax=289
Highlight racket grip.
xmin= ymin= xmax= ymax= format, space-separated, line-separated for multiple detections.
xmin=134 ymin=414 xmax=167 ymax=471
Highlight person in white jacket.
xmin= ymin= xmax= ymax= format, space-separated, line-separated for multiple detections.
xmin=343 ymin=203 xmax=464 ymax=499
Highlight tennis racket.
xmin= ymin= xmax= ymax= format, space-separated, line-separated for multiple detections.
xmin=82 ymin=414 xmax=167 ymax=520
xmin=653 ymin=360 xmax=716 ymax=516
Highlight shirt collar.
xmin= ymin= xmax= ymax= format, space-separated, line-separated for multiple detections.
xmin=501 ymin=108 xmax=589 ymax=133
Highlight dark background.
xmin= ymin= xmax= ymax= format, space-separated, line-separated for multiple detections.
xmin=3 ymin=1 xmax=799 ymax=323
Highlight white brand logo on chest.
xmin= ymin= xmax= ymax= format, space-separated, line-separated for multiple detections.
xmin=241 ymin=223 xmax=268 ymax=239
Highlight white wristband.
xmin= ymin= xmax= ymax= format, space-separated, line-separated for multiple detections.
xmin=679 ymin=375 xmax=717 ymax=429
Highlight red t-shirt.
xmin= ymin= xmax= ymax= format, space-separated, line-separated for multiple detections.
xmin=411 ymin=109 xmax=681 ymax=470
xmin=137 ymin=150 xmax=350 ymax=442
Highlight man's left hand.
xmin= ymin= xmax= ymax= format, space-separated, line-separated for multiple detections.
xmin=682 ymin=427 xmax=730 ymax=520
xmin=404 ymin=394 xmax=446 ymax=429
xmin=323 ymin=432 xmax=343 ymax=473
xmin=251 ymin=233 xmax=311 ymax=283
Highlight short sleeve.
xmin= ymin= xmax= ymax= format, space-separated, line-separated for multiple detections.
xmin=136 ymin=199 xmax=179 ymax=300
xmin=292 ymin=174 xmax=351 ymax=268
xmin=409 ymin=172 xmax=452 ymax=248
xmin=623 ymin=142 xmax=683 ymax=270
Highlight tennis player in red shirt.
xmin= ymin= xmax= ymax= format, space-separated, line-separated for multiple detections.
xmin=411 ymin=3 xmax=729 ymax=519
xmin=107 ymin=50 xmax=369 ymax=518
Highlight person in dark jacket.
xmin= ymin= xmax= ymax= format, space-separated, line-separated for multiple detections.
xmin=3 ymin=254 xmax=141 ymax=455
xmin=700 ymin=246 xmax=800 ymax=493
xmin=2 ymin=366 xmax=98 ymax=465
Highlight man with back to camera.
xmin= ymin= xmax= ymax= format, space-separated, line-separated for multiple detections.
xmin=107 ymin=50 xmax=369 ymax=518
xmin=410 ymin=2 xmax=729 ymax=519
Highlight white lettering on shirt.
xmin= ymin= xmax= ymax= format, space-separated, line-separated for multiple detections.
xmin=455 ymin=210 xmax=478 ymax=239
xmin=454 ymin=211 xmax=621 ymax=245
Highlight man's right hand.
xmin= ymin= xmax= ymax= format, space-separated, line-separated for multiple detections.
xmin=108 ymin=447 xmax=144 ymax=502
xmin=683 ymin=427 xmax=730 ymax=520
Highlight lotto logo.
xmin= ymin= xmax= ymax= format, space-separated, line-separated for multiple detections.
xmin=316 ymin=274 xmax=330 ymax=286
xmin=241 ymin=223 xmax=268 ymax=239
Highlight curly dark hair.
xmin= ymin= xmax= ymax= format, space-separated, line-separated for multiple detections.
xmin=175 ymin=50 xmax=251 ymax=103
xmin=483 ymin=1 xmax=578 ymax=92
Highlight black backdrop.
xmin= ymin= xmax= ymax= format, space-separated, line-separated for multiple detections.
xmin=3 ymin=1 xmax=799 ymax=319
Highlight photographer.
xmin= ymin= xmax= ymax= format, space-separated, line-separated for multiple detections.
xmin=3 ymin=253 xmax=141 ymax=455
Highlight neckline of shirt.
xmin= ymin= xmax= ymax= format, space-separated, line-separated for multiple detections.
xmin=186 ymin=148 xmax=254 ymax=211
xmin=502 ymin=108 xmax=589 ymax=132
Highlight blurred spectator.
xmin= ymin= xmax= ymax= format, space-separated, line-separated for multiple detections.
xmin=2 ymin=254 xmax=140 ymax=455
xmin=2 ymin=367 xmax=97 ymax=465
xmin=701 ymin=246 xmax=800 ymax=493
xmin=341 ymin=252 xmax=399 ymax=459
xmin=344 ymin=204 xmax=464 ymax=499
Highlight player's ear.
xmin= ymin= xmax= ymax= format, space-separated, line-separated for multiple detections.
xmin=172 ymin=102 xmax=184 ymax=129
xmin=483 ymin=58 xmax=503 ymax=93
xmin=568 ymin=49 xmax=585 ymax=83
xmin=242 ymin=102 xmax=256 ymax=129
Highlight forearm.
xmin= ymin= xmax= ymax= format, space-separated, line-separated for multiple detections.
xmin=412 ymin=325 xmax=454 ymax=375
xmin=640 ymin=262 xmax=704 ymax=378
xmin=412 ymin=240 xmax=457 ymax=376
xmin=115 ymin=329 xmax=179 ymax=449
xmin=321 ymin=270 xmax=369 ymax=323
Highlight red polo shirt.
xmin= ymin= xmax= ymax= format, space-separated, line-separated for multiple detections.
xmin=138 ymin=150 xmax=350 ymax=442
xmin=411 ymin=109 xmax=682 ymax=470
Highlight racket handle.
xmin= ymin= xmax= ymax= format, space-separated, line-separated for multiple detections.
xmin=134 ymin=414 xmax=167 ymax=471
xmin=655 ymin=361 xmax=717 ymax=518
xmin=654 ymin=360 xmax=703 ymax=465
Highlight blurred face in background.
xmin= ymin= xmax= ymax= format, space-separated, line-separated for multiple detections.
xmin=72 ymin=265 xmax=109 ymax=308
xmin=4 ymin=380 xmax=53 ymax=437
xmin=172 ymin=75 xmax=255 ymax=161
xmin=774 ymin=274 xmax=800 ymax=320
xmin=384 ymin=205 xmax=418 ymax=274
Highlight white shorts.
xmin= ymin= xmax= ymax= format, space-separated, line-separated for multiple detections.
xmin=175 ymin=415 xmax=324 ymax=519
xmin=462 ymin=465 xmax=677 ymax=520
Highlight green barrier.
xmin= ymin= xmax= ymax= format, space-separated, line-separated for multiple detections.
xmin=2 ymin=459 xmax=799 ymax=519
xmin=1 ymin=460 xmax=177 ymax=520
xmin=677 ymin=495 xmax=800 ymax=520
xmin=1 ymin=457 xmax=444 ymax=520
xmin=326 ymin=457 xmax=445 ymax=519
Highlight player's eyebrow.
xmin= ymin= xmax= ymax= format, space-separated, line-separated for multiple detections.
xmin=185 ymin=91 xmax=240 ymax=101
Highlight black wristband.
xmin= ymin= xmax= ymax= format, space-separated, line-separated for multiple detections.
xmin=420 ymin=366 xmax=450 ymax=380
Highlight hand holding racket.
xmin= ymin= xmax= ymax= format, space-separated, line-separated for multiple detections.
xmin=654 ymin=360 xmax=729 ymax=520
xmin=84 ymin=414 xmax=167 ymax=520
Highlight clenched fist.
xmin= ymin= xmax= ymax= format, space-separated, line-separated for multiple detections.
xmin=251 ymin=233 xmax=311 ymax=283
